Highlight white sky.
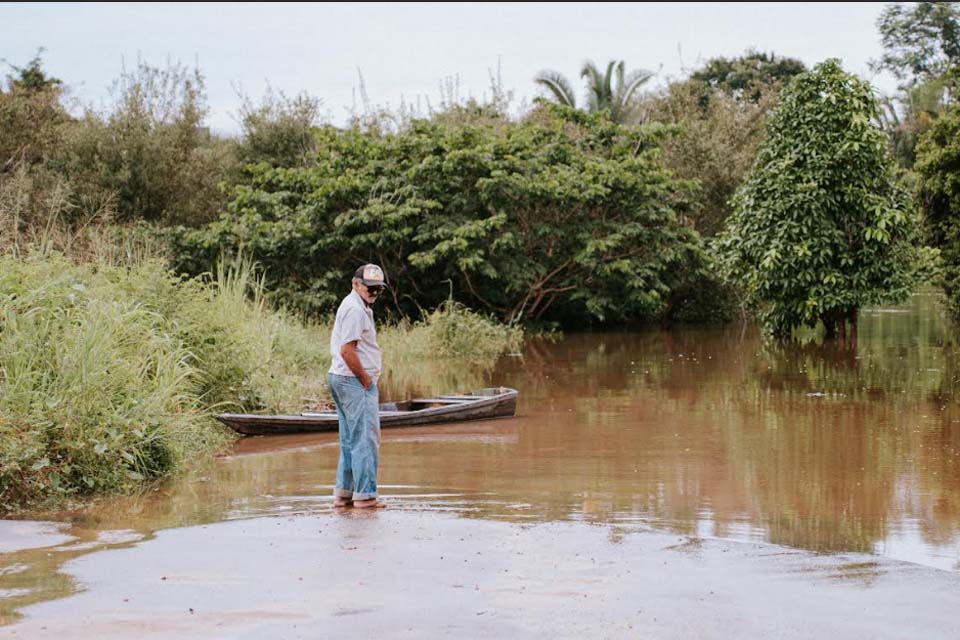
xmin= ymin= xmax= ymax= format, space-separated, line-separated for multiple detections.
xmin=2 ymin=2 xmax=899 ymax=134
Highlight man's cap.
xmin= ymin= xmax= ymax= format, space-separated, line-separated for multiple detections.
xmin=354 ymin=264 xmax=388 ymax=288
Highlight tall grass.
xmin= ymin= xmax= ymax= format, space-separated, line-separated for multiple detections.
xmin=0 ymin=162 xmax=173 ymax=267
xmin=0 ymin=256 xmax=207 ymax=507
xmin=0 ymin=255 xmax=328 ymax=510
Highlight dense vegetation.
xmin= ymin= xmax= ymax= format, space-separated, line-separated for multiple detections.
xmin=916 ymin=101 xmax=960 ymax=317
xmin=3 ymin=42 xmax=937 ymax=335
xmin=172 ymin=104 xmax=712 ymax=326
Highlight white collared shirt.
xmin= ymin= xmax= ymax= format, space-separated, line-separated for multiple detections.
xmin=329 ymin=290 xmax=382 ymax=382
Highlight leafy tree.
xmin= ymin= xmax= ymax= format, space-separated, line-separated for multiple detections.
xmin=873 ymin=1 xmax=960 ymax=92
xmin=0 ymin=52 xmax=79 ymax=251
xmin=640 ymin=52 xmax=804 ymax=238
xmin=0 ymin=51 xmax=69 ymax=170
xmin=915 ymin=102 xmax=960 ymax=316
xmin=3 ymin=49 xmax=63 ymax=94
xmin=690 ymin=50 xmax=806 ymax=103
xmin=644 ymin=82 xmax=779 ymax=238
xmin=716 ymin=60 xmax=920 ymax=340
xmin=234 ymin=87 xmax=322 ymax=169
xmin=57 ymin=59 xmax=234 ymax=225
xmin=174 ymin=105 xmax=704 ymax=326
xmin=871 ymin=2 xmax=960 ymax=167
xmin=534 ymin=60 xmax=653 ymax=123
xmin=876 ymin=74 xmax=955 ymax=167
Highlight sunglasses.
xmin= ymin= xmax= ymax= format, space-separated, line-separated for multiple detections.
xmin=365 ymin=285 xmax=386 ymax=296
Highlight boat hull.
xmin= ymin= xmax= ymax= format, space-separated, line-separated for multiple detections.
xmin=217 ymin=387 xmax=518 ymax=435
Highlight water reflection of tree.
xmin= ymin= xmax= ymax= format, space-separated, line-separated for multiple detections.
xmin=476 ymin=300 xmax=960 ymax=558
xmin=0 ymin=447 xmax=343 ymax=625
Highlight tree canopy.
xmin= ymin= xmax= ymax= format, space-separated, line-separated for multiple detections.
xmin=0 ymin=52 xmax=69 ymax=170
xmin=690 ymin=50 xmax=806 ymax=102
xmin=716 ymin=60 xmax=920 ymax=339
xmin=642 ymin=51 xmax=804 ymax=237
xmin=3 ymin=50 xmax=62 ymax=94
xmin=915 ymin=101 xmax=960 ymax=316
xmin=873 ymin=1 xmax=960 ymax=91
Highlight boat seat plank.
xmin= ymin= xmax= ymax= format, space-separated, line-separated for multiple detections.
xmin=302 ymin=410 xmax=409 ymax=417
xmin=439 ymin=394 xmax=488 ymax=398
xmin=410 ymin=398 xmax=472 ymax=404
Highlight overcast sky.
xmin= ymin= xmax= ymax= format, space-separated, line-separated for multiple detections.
xmin=3 ymin=2 xmax=898 ymax=134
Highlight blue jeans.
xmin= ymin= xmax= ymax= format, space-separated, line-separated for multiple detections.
xmin=328 ymin=373 xmax=380 ymax=501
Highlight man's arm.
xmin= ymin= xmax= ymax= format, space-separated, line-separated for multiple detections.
xmin=340 ymin=340 xmax=373 ymax=389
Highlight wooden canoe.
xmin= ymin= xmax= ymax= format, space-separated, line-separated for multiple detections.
xmin=217 ymin=386 xmax=518 ymax=435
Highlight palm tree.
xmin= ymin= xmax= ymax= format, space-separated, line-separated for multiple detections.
xmin=534 ymin=60 xmax=653 ymax=123
xmin=533 ymin=69 xmax=579 ymax=108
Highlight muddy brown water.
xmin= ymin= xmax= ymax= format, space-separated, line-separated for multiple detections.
xmin=2 ymin=291 xmax=960 ymax=635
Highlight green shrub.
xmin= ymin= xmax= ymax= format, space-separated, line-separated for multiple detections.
xmin=234 ymin=87 xmax=322 ymax=169
xmin=55 ymin=59 xmax=234 ymax=226
xmin=175 ymin=104 xmax=703 ymax=327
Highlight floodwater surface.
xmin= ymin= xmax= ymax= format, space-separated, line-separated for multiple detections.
xmin=2 ymin=291 xmax=959 ymax=635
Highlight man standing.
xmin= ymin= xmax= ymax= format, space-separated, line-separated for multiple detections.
xmin=328 ymin=264 xmax=388 ymax=508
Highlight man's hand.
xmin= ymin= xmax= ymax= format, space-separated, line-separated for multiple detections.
xmin=357 ymin=371 xmax=373 ymax=389
xmin=340 ymin=341 xmax=372 ymax=389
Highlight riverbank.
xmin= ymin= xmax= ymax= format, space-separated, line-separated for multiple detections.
xmin=1 ymin=507 xmax=958 ymax=639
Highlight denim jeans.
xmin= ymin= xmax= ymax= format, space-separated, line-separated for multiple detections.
xmin=328 ymin=373 xmax=380 ymax=501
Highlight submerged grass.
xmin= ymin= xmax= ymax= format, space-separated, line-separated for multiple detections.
xmin=379 ymin=300 xmax=525 ymax=397
xmin=382 ymin=299 xmax=523 ymax=360
xmin=0 ymin=255 xmax=522 ymax=512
